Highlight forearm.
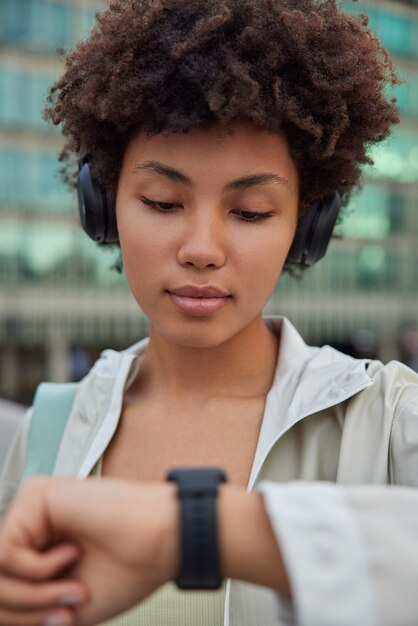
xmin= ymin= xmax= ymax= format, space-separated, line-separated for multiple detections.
xmin=217 ymin=485 xmax=290 ymax=595
xmin=0 ymin=477 xmax=291 ymax=626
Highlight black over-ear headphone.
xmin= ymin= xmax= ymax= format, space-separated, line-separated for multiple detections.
xmin=77 ymin=156 xmax=342 ymax=267
xmin=77 ymin=156 xmax=119 ymax=244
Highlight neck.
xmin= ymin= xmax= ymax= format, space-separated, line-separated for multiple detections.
xmin=132 ymin=316 xmax=281 ymax=403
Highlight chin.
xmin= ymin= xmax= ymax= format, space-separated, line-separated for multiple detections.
xmin=153 ymin=317 xmax=238 ymax=350
xmin=183 ymin=336 xmax=230 ymax=350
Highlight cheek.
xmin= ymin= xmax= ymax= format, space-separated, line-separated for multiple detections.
xmin=237 ymin=232 xmax=290 ymax=297
xmin=118 ymin=215 xmax=173 ymax=279
xmin=118 ymin=235 xmax=159 ymax=306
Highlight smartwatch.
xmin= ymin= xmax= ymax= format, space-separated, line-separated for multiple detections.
xmin=166 ymin=467 xmax=227 ymax=590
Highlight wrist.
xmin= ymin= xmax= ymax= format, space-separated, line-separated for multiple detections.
xmin=217 ymin=485 xmax=290 ymax=595
xmin=150 ymin=482 xmax=181 ymax=585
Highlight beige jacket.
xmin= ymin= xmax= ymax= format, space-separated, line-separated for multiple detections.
xmin=1 ymin=316 xmax=418 ymax=626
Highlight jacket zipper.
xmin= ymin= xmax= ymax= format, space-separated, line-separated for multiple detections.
xmin=249 ymin=380 xmax=375 ymax=491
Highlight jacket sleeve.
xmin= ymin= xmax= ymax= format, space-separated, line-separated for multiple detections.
xmin=256 ymin=361 xmax=418 ymax=626
xmin=0 ymin=407 xmax=32 ymax=520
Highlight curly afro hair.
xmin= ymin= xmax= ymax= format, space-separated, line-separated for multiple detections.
xmin=44 ymin=0 xmax=400 ymax=277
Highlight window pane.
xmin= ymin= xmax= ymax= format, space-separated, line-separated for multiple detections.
xmin=338 ymin=185 xmax=407 ymax=239
xmin=0 ymin=67 xmax=58 ymax=131
xmin=0 ymin=0 xmax=73 ymax=51
xmin=0 ymin=0 xmax=32 ymax=45
xmin=30 ymin=0 xmax=72 ymax=51
xmin=0 ymin=219 xmax=126 ymax=288
xmin=365 ymin=127 xmax=418 ymax=183
xmin=0 ymin=150 xmax=74 ymax=212
xmin=343 ymin=1 xmax=418 ymax=59
xmin=395 ymin=66 xmax=418 ymax=118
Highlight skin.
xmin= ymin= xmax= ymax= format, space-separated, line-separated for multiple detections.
xmin=101 ymin=120 xmax=300 ymax=489
xmin=0 ymin=476 xmax=291 ymax=626
xmin=0 ymin=120 xmax=298 ymax=625
xmin=116 ymin=120 xmax=299 ymax=403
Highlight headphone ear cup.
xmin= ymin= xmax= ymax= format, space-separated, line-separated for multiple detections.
xmin=286 ymin=191 xmax=342 ymax=267
xmin=77 ymin=158 xmax=119 ymax=243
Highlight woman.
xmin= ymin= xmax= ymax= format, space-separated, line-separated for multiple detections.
xmin=1 ymin=1 xmax=417 ymax=625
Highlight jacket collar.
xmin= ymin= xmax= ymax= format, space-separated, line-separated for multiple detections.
xmin=247 ymin=316 xmax=374 ymax=489
xmin=54 ymin=316 xmax=374 ymax=479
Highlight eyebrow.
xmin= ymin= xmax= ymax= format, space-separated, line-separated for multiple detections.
xmin=133 ymin=161 xmax=189 ymax=185
xmin=131 ymin=160 xmax=288 ymax=190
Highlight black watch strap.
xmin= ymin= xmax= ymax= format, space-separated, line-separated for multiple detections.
xmin=166 ymin=467 xmax=227 ymax=590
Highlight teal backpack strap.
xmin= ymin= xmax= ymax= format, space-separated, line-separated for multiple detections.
xmin=23 ymin=382 xmax=79 ymax=479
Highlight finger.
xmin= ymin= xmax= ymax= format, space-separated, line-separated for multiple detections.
xmin=0 ymin=606 xmax=75 ymax=626
xmin=0 ymin=544 xmax=81 ymax=581
xmin=0 ymin=575 xmax=88 ymax=610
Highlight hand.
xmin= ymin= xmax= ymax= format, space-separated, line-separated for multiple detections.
xmin=0 ymin=474 xmax=289 ymax=626
xmin=0 ymin=476 xmax=179 ymax=626
xmin=0 ymin=478 xmax=88 ymax=626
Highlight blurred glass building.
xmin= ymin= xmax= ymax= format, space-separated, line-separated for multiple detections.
xmin=274 ymin=0 xmax=418 ymax=366
xmin=0 ymin=0 xmax=417 ymax=403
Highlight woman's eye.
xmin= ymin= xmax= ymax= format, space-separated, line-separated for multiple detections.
xmin=141 ymin=197 xmax=179 ymax=212
xmin=234 ymin=210 xmax=273 ymax=222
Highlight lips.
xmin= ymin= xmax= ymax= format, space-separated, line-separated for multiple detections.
xmin=167 ymin=285 xmax=231 ymax=316
xmin=168 ymin=285 xmax=230 ymax=298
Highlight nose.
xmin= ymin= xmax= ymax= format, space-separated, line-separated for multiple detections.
xmin=177 ymin=211 xmax=226 ymax=270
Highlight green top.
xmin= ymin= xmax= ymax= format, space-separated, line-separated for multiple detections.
xmin=90 ymin=458 xmax=227 ymax=626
